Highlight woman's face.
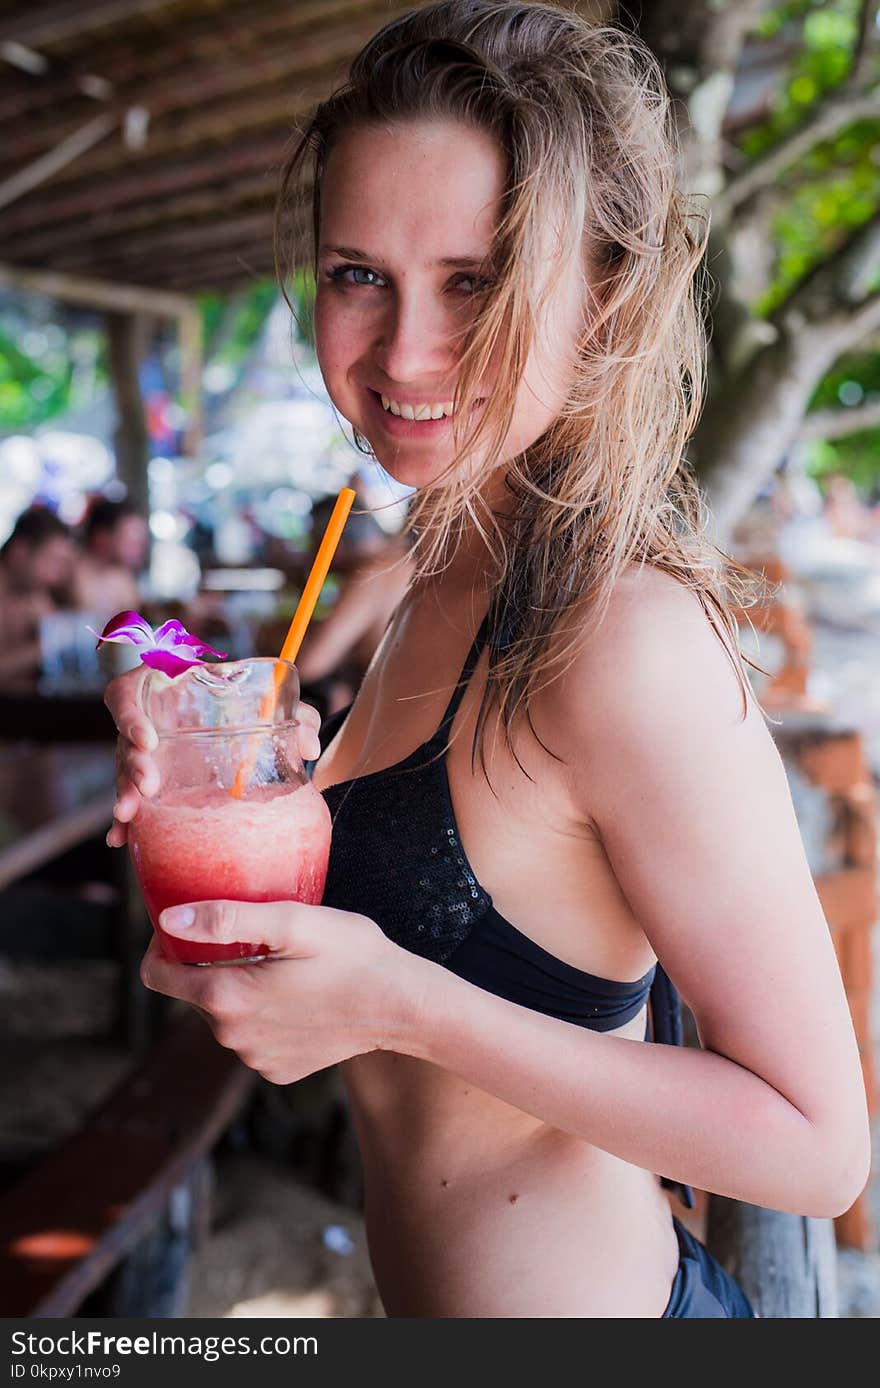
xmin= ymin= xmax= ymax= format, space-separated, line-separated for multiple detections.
xmin=314 ymin=118 xmax=587 ymax=493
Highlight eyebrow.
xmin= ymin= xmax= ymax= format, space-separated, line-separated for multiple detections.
xmin=319 ymin=243 xmax=489 ymax=270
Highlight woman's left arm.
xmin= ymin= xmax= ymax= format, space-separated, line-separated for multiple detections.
xmin=402 ymin=574 xmax=871 ymax=1217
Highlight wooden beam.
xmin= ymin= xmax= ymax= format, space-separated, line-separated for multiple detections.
xmin=0 ymin=0 xmax=390 ymax=122
xmin=83 ymin=237 xmax=285 ymax=289
xmin=48 ymin=211 xmax=277 ymax=273
xmin=159 ymin=256 xmax=280 ymax=292
xmin=71 ymin=245 xmax=280 ymax=292
xmin=25 ymin=204 xmax=312 ymax=292
xmin=0 ymin=160 xmax=313 ymax=291
xmin=0 ymin=133 xmax=290 ymax=238
xmin=0 ymin=260 xmax=193 ymax=317
xmin=0 ymin=112 xmax=117 ymax=210
xmin=0 ymin=56 xmax=354 ymax=212
xmin=11 ymin=174 xmax=275 ymax=261
xmin=3 ymin=8 xmax=389 ymax=167
xmin=0 ymin=0 xmax=182 ymax=50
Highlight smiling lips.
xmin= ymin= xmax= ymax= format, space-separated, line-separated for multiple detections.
xmin=369 ymin=389 xmax=485 ymax=427
xmin=381 ymin=394 xmax=455 ymax=420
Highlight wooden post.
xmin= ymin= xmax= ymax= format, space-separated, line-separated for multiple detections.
xmin=706 ymin=1199 xmax=839 ymax=1317
xmin=178 ymin=300 xmax=203 ymax=458
xmin=105 ymin=310 xmax=151 ymax=514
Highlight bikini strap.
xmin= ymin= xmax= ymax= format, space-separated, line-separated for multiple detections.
xmin=432 ymin=613 xmax=492 ymax=747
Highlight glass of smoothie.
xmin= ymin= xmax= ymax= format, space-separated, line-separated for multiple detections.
xmin=128 ymin=657 xmax=331 ymax=965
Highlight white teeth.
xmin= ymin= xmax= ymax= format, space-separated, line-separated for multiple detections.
xmin=378 ymin=394 xmax=456 ymax=419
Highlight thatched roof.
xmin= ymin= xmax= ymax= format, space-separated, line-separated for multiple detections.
xmin=0 ymin=0 xmax=411 ymax=293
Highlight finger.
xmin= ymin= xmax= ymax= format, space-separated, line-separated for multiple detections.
xmin=106 ymin=819 xmax=129 ymax=849
xmin=104 ymin=667 xmax=157 ymax=751
xmin=120 ymin=748 xmax=160 ymax=799
xmin=297 ymin=701 xmax=321 ymax=731
xmin=139 ymin=934 xmax=219 ymax=1008
xmin=114 ymin=746 xmax=153 ymax=799
xmin=296 ymin=701 xmax=322 ymax=762
xmin=112 ymin=782 xmax=142 ymax=824
xmin=159 ymin=898 xmax=319 ymax=958
xmin=297 ymin=723 xmax=321 ymax=762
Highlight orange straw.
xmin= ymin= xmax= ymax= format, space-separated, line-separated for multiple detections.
xmin=278 ymin=486 xmax=356 ymax=664
xmin=231 ymin=485 xmax=355 ymax=797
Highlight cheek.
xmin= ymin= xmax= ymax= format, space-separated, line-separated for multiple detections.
xmin=313 ymin=292 xmax=353 ymax=380
xmin=519 ymin=298 xmax=584 ymax=424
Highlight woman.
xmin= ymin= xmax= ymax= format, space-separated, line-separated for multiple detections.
xmin=105 ymin=2 xmax=869 ymax=1317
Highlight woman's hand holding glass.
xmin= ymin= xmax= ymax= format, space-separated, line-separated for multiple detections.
xmin=102 ymin=663 xmax=419 ymax=1075
xmin=140 ymin=897 xmax=420 ymax=1082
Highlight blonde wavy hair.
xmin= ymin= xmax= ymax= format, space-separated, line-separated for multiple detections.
xmin=276 ymin=0 xmax=764 ymax=774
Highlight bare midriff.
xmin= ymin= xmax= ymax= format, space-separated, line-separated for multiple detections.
xmin=340 ymin=1018 xmax=681 ymax=1318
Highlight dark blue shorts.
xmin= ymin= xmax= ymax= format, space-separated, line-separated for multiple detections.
xmin=661 ymin=1218 xmax=756 ymax=1318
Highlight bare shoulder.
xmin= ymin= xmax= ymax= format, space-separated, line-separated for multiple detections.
xmin=533 ymin=563 xmax=766 ymax=811
xmin=581 ymin=563 xmax=750 ymax=716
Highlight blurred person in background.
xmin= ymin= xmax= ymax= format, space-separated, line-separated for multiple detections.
xmin=297 ymin=513 xmax=413 ymax=716
xmin=0 ymin=507 xmax=74 ymax=691
xmin=822 ymin=473 xmax=871 ymax=543
xmin=71 ymin=498 xmax=150 ymax=622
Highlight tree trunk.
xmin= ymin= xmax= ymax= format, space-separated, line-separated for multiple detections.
xmin=692 ymin=323 xmax=841 ymax=542
xmin=706 ymin=1197 xmax=839 ymax=1317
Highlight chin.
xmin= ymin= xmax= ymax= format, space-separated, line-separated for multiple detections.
xmin=362 ymin=443 xmax=459 ymax=492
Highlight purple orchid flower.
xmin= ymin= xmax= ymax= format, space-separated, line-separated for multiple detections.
xmin=90 ymin=610 xmax=227 ymax=678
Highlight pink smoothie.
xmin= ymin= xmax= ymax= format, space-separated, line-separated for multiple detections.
xmin=129 ymin=781 xmax=332 ymax=964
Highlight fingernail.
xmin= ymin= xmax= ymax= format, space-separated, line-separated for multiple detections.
xmin=161 ymin=906 xmax=195 ymax=930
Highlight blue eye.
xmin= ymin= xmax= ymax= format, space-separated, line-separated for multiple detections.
xmin=327 ymin=264 xmax=385 ymax=288
xmin=454 ymin=274 xmax=493 ymax=296
xmin=324 ymin=264 xmax=493 ymax=296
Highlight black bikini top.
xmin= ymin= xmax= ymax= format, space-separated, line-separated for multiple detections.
xmin=315 ymin=615 xmax=694 ymax=1208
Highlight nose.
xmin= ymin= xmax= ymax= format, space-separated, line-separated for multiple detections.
xmin=372 ymin=281 xmax=457 ymax=388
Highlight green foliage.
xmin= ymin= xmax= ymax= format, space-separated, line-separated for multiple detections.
xmin=758 ymin=158 xmax=880 ymax=315
xmin=741 ymin=0 xmax=865 ymax=159
xmin=804 ymin=352 xmax=880 ymax=491
xmin=809 ymin=350 xmax=880 ymax=408
xmin=731 ymin=2 xmax=880 ymax=490
xmin=755 ymin=0 xmax=826 ymax=40
xmin=0 ymin=319 xmax=105 ymax=430
xmin=199 ymin=281 xmax=279 ymax=363
xmin=804 ymin=433 xmax=880 ymax=491
xmin=736 ymin=3 xmax=880 ymax=316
